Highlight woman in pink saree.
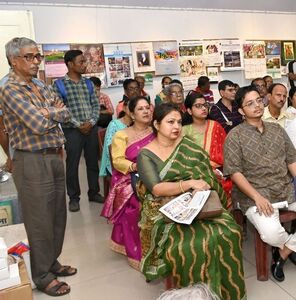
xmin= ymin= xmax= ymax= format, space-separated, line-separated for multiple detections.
xmin=101 ymin=96 xmax=154 ymax=270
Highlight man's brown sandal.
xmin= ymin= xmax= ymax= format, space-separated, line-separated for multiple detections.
xmin=41 ymin=281 xmax=70 ymax=297
xmin=54 ymin=265 xmax=77 ymax=277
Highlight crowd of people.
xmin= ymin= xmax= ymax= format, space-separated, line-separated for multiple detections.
xmin=1 ymin=36 xmax=296 ymax=299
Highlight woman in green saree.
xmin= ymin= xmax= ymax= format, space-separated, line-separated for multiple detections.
xmin=137 ymin=103 xmax=246 ymax=300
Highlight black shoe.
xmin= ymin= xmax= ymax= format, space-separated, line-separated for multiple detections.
xmin=272 ymin=247 xmax=280 ymax=262
xmin=89 ymin=194 xmax=105 ymax=203
xmin=69 ymin=201 xmax=80 ymax=212
xmin=271 ymin=248 xmax=286 ymax=282
xmin=288 ymin=251 xmax=296 ymax=265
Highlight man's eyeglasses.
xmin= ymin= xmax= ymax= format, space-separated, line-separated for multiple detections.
xmin=192 ymin=103 xmax=210 ymax=109
xmin=225 ymin=88 xmax=236 ymax=92
xmin=242 ymin=97 xmax=264 ymax=108
xmin=17 ymin=53 xmax=44 ymax=62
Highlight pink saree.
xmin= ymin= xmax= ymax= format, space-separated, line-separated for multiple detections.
xmin=101 ymin=132 xmax=155 ymax=270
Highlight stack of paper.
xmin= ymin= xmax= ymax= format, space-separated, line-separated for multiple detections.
xmin=0 ymin=237 xmax=20 ymax=290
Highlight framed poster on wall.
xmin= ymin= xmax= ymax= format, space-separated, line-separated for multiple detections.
xmin=153 ymin=41 xmax=179 ymax=75
xmin=220 ymin=39 xmax=243 ymax=71
xmin=131 ymin=42 xmax=155 ymax=73
xmin=43 ymin=44 xmax=70 ymax=78
xmin=71 ymin=44 xmax=106 ymax=87
xmin=103 ymin=43 xmax=134 ymax=87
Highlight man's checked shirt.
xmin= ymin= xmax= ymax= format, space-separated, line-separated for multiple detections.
xmin=1 ymin=70 xmax=70 ymax=151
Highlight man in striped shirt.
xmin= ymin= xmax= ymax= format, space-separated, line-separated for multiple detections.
xmin=1 ymin=37 xmax=75 ymax=296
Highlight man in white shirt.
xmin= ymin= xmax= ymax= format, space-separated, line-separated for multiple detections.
xmin=262 ymin=83 xmax=294 ymax=128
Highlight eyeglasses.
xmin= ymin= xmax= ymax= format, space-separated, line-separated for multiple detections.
xmin=17 ymin=53 xmax=44 ymax=62
xmin=192 ymin=103 xmax=210 ymax=109
xmin=127 ymin=86 xmax=139 ymax=91
xmin=170 ymin=91 xmax=183 ymax=97
xmin=225 ymin=88 xmax=236 ymax=92
xmin=254 ymin=84 xmax=266 ymax=89
xmin=242 ymin=97 xmax=264 ymax=108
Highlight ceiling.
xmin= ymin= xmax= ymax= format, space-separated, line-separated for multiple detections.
xmin=2 ymin=0 xmax=296 ymax=12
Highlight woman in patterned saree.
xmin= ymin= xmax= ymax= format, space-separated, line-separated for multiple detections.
xmin=101 ymin=96 xmax=154 ymax=270
xmin=137 ymin=103 xmax=246 ymax=300
xmin=183 ymin=91 xmax=232 ymax=209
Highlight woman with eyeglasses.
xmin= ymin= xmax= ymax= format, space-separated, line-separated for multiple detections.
xmin=183 ymin=91 xmax=232 ymax=209
xmin=116 ymin=79 xmax=140 ymax=117
xmin=164 ymin=82 xmax=187 ymax=124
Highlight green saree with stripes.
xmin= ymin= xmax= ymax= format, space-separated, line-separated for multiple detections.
xmin=137 ymin=136 xmax=246 ymax=300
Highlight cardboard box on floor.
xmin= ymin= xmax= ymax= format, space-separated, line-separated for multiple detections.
xmin=0 ymin=260 xmax=32 ymax=300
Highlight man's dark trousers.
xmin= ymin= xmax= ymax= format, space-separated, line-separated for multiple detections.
xmin=63 ymin=125 xmax=99 ymax=203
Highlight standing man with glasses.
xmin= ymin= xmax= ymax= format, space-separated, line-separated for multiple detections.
xmin=1 ymin=37 xmax=76 ymax=296
xmin=209 ymin=80 xmax=243 ymax=133
xmin=53 ymin=50 xmax=101 ymax=212
xmin=224 ymin=85 xmax=296 ymax=283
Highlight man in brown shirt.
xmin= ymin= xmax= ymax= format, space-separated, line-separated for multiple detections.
xmin=224 ymin=85 xmax=296 ymax=282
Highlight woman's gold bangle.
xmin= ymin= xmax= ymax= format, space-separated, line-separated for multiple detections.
xmin=179 ymin=180 xmax=185 ymax=193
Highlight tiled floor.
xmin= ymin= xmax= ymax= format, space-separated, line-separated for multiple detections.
xmin=26 ymin=158 xmax=296 ymax=299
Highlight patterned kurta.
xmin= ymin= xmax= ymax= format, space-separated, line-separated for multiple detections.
xmin=224 ymin=121 xmax=296 ymax=213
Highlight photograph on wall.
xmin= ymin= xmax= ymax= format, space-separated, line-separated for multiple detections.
xmin=243 ymin=41 xmax=267 ymax=79
xmin=71 ymin=44 xmax=106 ymax=86
xmin=206 ymin=66 xmax=219 ymax=83
xmin=153 ymin=41 xmax=179 ymax=75
xmin=281 ymin=41 xmax=296 ymax=66
xmin=179 ymin=43 xmax=202 ymax=56
xmin=220 ymin=39 xmax=243 ymax=71
xmin=179 ymin=41 xmax=206 ymax=91
xmin=132 ymin=42 xmax=155 ymax=73
xmin=266 ymin=55 xmax=281 ymax=79
xmin=103 ymin=43 xmax=134 ymax=87
xmin=203 ymin=40 xmax=221 ymax=66
xmin=265 ymin=40 xmax=281 ymax=79
xmin=265 ymin=40 xmax=281 ymax=56
xmin=243 ymin=41 xmax=266 ymax=59
xmin=43 ymin=44 xmax=70 ymax=78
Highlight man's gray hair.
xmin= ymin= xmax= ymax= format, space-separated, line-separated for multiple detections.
xmin=157 ymin=283 xmax=220 ymax=300
xmin=5 ymin=37 xmax=37 ymax=59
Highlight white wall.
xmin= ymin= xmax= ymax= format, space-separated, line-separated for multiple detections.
xmin=0 ymin=10 xmax=35 ymax=78
xmin=0 ymin=4 xmax=295 ymax=104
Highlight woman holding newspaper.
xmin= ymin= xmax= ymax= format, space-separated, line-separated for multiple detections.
xmin=137 ymin=103 xmax=246 ymax=300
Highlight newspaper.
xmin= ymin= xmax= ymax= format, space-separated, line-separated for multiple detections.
xmin=159 ymin=190 xmax=211 ymax=225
